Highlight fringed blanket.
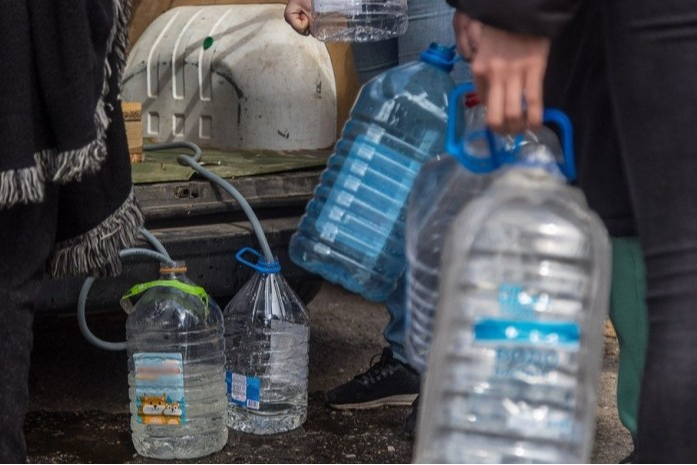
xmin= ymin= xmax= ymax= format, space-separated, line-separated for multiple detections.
xmin=0 ymin=0 xmax=143 ymax=277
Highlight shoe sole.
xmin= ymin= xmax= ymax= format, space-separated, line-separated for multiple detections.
xmin=328 ymin=394 xmax=418 ymax=410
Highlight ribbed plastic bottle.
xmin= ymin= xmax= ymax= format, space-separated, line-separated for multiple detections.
xmin=124 ymin=261 xmax=228 ymax=460
xmin=415 ymin=112 xmax=611 ymax=463
xmin=224 ymin=248 xmax=310 ymax=435
xmin=404 ymin=88 xmax=566 ymax=373
xmin=289 ymin=43 xmax=458 ymax=302
xmin=404 ymin=84 xmax=497 ymax=373
xmin=310 ymin=0 xmax=407 ymax=42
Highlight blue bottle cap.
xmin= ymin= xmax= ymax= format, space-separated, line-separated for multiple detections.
xmin=420 ymin=43 xmax=459 ymax=73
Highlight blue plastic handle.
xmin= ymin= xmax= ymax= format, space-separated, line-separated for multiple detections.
xmin=542 ymin=109 xmax=576 ymax=181
xmin=445 ymin=82 xmax=500 ymax=174
xmin=445 ymin=82 xmax=474 ymax=156
xmin=235 ymin=247 xmax=281 ymax=274
xmin=445 ymin=84 xmax=577 ymax=180
xmin=489 ymin=109 xmax=576 ymax=181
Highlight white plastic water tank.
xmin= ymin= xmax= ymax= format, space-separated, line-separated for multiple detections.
xmin=122 ymin=4 xmax=337 ymax=151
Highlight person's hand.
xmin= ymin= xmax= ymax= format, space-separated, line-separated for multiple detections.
xmin=453 ymin=12 xmax=482 ymax=61
xmin=284 ymin=0 xmax=313 ymax=36
xmin=471 ymin=25 xmax=550 ymax=134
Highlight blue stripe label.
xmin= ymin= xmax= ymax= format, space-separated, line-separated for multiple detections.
xmin=474 ymin=319 xmax=580 ymax=346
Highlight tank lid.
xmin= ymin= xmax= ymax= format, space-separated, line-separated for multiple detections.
xmin=420 ymin=43 xmax=457 ymax=73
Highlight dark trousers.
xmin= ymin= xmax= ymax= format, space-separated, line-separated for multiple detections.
xmin=0 ymin=189 xmax=57 ymax=463
xmin=546 ymin=0 xmax=697 ymax=462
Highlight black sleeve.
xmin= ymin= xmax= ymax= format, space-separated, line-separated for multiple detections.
xmin=446 ymin=0 xmax=582 ymax=37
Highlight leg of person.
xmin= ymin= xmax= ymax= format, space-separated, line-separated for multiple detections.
xmin=326 ymin=278 xmax=420 ymax=409
xmin=0 ymin=188 xmax=58 ymax=463
xmin=544 ymin=0 xmax=645 ymax=448
xmin=397 ymin=0 xmax=471 ymax=83
xmin=351 ymin=39 xmax=399 ymax=85
xmin=599 ymin=0 xmax=697 ymax=461
xmin=609 ymin=237 xmax=648 ymax=443
xmin=383 ymin=276 xmax=408 ymax=363
xmin=327 ymin=11 xmax=427 ymax=411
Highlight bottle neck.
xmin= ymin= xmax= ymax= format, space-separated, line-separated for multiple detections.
xmin=159 ymin=261 xmax=188 ymax=281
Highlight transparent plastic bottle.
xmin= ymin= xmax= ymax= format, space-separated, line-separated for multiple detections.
xmin=405 ymin=85 xmax=495 ymax=373
xmin=310 ymin=0 xmax=408 ymax=42
xmin=224 ymin=248 xmax=310 ymax=435
xmin=415 ymin=113 xmax=611 ymax=464
xmin=125 ymin=261 xmax=228 ymax=460
xmin=289 ymin=43 xmax=457 ymax=302
xmin=405 ymin=89 xmax=566 ymax=373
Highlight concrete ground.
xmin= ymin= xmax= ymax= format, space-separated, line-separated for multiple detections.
xmin=26 ymin=282 xmax=633 ymax=464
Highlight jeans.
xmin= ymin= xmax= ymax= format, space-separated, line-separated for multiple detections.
xmin=351 ymin=0 xmax=471 ymax=85
xmin=545 ymin=0 xmax=697 ymax=461
xmin=351 ymin=0 xmax=471 ymax=363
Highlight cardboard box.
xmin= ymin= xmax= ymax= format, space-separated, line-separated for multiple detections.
xmin=122 ymin=101 xmax=144 ymax=163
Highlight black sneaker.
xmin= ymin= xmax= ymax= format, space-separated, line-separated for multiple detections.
xmin=326 ymin=348 xmax=420 ymax=410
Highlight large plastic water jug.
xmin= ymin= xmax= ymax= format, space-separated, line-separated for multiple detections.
xmin=123 ymin=261 xmax=228 ymax=459
xmin=404 ymin=86 xmax=566 ymax=373
xmin=224 ymin=248 xmax=310 ymax=435
xmin=289 ymin=43 xmax=458 ymax=302
xmin=404 ymin=83 xmax=497 ymax=373
xmin=310 ymin=0 xmax=408 ymax=42
xmin=414 ymin=112 xmax=611 ymax=463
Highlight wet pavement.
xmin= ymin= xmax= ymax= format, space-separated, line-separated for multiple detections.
xmin=26 ymin=282 xmax=633 ymax=463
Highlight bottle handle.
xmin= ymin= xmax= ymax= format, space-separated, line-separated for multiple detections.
xmin=542 ymin=109 xmax=576 ymax=181
xmin=445 ymin=82 xmax=474 ymax=156
xmin=445 ymin=82 xmax=499 ymax=174
xmin=235 ymin=247 xmax=281 ymax=274
xmin=488 ymin=109 xmax=577 ymax=181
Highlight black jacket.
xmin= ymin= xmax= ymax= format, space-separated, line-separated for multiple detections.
xmin=446 ymin=0 xmax=581 ymax=37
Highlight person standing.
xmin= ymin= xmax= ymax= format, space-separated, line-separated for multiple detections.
xmin=0 ymin=1 xmax=142 ymax=462
xmin=451 ymin=0 xmax=697 ymax=461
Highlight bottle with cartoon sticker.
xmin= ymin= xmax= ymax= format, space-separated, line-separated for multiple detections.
xmin=123 ymin=261 xmax=228 ymax=459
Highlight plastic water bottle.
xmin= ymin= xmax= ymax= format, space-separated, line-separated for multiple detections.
xmin=123 ymin=261 xmax=228 ymax=460
xmin=310 ymin=0 xmax=408 ymax=42
xmin=404 ymin=87 xmax=566 ymax=373
xmin=289 ymin=43 xmax=457 ymax=302
xmin=405 ymin=84 xmax=496 ymax=373
xmin=415 ymin=112 xmax=611 ymax=463
xmin=224 ymin=248 xmax=310 ymax=435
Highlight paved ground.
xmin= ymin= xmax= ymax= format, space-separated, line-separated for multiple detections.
xmin=26 ymin=282 xmax=633 ymax=463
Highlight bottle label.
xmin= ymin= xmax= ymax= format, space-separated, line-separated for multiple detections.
xmin=473 ymin=318 xmax=580 ymax=440
xmin=473 ymin=283 xmax=581 ymax=441
xmin=133 ymin=353 xmax=186 ymax=425
xmin=226 ymin=372 xmax=261 ymax=410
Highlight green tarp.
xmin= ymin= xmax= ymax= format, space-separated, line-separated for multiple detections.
xmin=132 ymin=146 xmax=330 ymax=184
